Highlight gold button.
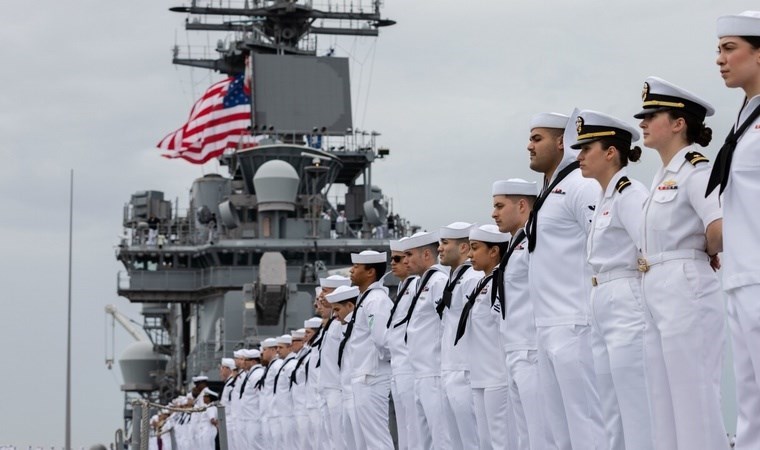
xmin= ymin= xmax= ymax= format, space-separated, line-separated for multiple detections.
xmin=591 ymin=277 xmax=598 ymax=287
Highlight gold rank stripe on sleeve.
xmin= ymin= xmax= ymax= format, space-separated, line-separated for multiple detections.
xmin=685 ymin=151 xmax=709 ymax=166
xmin=615 ymin=176 xmax=631 ymax=194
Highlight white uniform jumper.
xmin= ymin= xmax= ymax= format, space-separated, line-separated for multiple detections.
xmin=386 ymin=276 xmax=420 ymax=450
xmin=528 ymin=157 xmax=606 ymax=450
xmin=317 ymin=318 xmax=344 ymax=450
xmin=587 ymin=168 xmax=652 ymax=450
xmin=220 ymin=373 xmax=240 ymax=450
xmin=260 ymin=357 xmax=283 ymax=449
xmin=439 ymin=263 xmax=481 ymax=450
xmin=719 ymin=95 xmax=760 ymax=450
xmin=273 ymin=352 xmax=298 ymax=449
xmin=229 ymin=369 xmax=247 ymax=450
xmin=239 ymin=364 xmax=266 ymax=450
xmin=458 ymin=272 xmax=510 ymax=450
xmin=348 ymin=281 xmax=395 ymax=449
xmin=400 ymin=265 xmax=451 ymax=449
xmin=339 ymin=311 xmax=366 ymax=449
xmin=290 ymin=347 xmax=311 ymax=450
xmin=306 ymin=327 xmax=326 ymax=450
xmin=640 ymin=146 xmax=726 ymax=450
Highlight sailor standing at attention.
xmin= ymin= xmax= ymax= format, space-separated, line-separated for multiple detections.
xmin=634 ymin=76 xmax=726 ymax=450
xmin=574 ymin=110 xmax=653 ymax=450
xmin=396 ymin=230 xmax=451 ymax=449
xmin=239 ymin=349 xmax=266 ymax=450
xmin=256 ymin=337 xmax=282 ymax=449
xmin=436 ymin=222 xmax=481 ymax=450
xmin=454 ymin=224 xmax=511 ymax=450
xmin=272 ymin=334 xmax=298 ymax=449
xmin=285 ymin=329 xmax=307 ymax=447
xmin=347 ymin=250 xmax=395 ymax=449
xmin=524 ymin=112 xmax=605 ymax=450
xmin=316 ymin=275 xmax=352 ymax=450
xmin=227 ymin=350 xmax=247 ymax=450
xmin=327 ymin=285 xmax=366 ymax=449
xmin=385 ymin=238 xmax=420 ymax=450
xmin=710 ymin=11 xmax=760 ymax=450
xmin=233 ymin=349 xmax=256 ymax=449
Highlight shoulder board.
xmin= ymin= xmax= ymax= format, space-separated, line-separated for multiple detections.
xmin=615 ymin=176 xmax=631 ymax=194
xmin=685 ymin=151 xmax=709 ymax=166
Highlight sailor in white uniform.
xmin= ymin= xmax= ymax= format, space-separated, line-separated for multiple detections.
xmin=198 ymin=388 xmax=219 ymax=450
xmin=711 ymin=12 xmax=760 ymax=450
xmin=574 ymin=110 xmax=653 ymax=450
xmin=272 ymin=334 xmax=298 ymax=449
xmin=327 ymin=285 xmax=366 ymax=449
xmin=294 ymin=317 xmax=324 ymax=450
xmin=385 ymin=238 xmax=420 ymax=450
xmin=316 ymin=275 xmax=352 ymax=450
xmin=257 ymin=338 xmax=281 ymax=449
xmin=491 ymin=178 xmax=547 ymax=450
xmin=238 ymin=349 xmax=265 ymax=450
xmin=347 ymin=250 xmax=395 ymax=449
xmin=437 ymin=222 xmax=481 ymax=450
xmin=397 ymin=231 xmax=451 ymax=449
xmin=525 ymin=112 xmax=605 ymax=450
xmin=454 ymin=224 xmax=511 ymax=450
xmin=635 ymin=76 xmax=726 ymax=450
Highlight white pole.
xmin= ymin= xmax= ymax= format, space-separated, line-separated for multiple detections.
xmin=65 ymin=169 xmax=73 ymax=450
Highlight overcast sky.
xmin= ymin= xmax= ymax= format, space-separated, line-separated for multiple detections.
xmin=1 ymin=0 xmax=757 ymax=447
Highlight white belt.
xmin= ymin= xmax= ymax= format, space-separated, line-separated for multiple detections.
xmin=591 ymin=269 xmax=640 ymax=286
xmin=637 ymin=249 xmax=708 ymax=273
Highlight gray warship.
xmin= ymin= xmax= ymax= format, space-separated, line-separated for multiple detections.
xmin=112 ymin=0 xmax=406 ymax=437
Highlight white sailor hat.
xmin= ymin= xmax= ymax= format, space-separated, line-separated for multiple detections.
xmin=304 ymin=317 xmax=322 ymax=328
xmin=315 ymin=286 xmax=322 ymax=296
xmin=201 ymin=387 xmax=219 ymax=398
xmin=718 ymin=11 xmax=760 ymax=37
xmin=319 ymin=274 xmax=351 ymax=289
xmin=403 ymin=230 xmax=440 ymax=250
xmin=439 ymin=222 xmax=473 ymax=239
xmin=350 ymin=250 xmax=387 ymax=264
xmin=233 ymin=349 xmax=246 ymax=358
xmin=529 ymin=112 xmax=569 ymax=130
xmin=276 ymin=334 xmax=293 ymax=345
xmin=220 ymin=358 xmax=236 ymax=369
xmin=469 ymin=224 xmax=511 ymax=243
xmin=261 ymin=338 xmax=278 ymax=349
xmin=389 ymin=237 xmax=410 ymax=252
xmin=191 ymin=375 xmax=208 ymax=384
xmin=571 ymin=110 xmax=640 ymax=150
xmin=292 ymin=328 xmax=306 ymax=339
xmin=326 ymin=285 xmax=360 ymax=303
xmin=492 ymin=178 xmax=538 ymax=197
xmin=634 ymin=76 xmax=715 ymax=120
xmin=242 ymin=349 xmax=261 ymax=359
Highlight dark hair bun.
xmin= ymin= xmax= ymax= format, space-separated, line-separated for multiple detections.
xmin=696 ymin=125 xmax=713 ymax=147
xmin=628 ymin=146 xmax=642 ymax=162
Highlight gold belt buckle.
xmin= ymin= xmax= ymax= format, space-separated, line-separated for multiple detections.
xmin=637 ymin=257 xmax=649 ymax=273
xmin=591 ymin=276 xmax=598 ymax=287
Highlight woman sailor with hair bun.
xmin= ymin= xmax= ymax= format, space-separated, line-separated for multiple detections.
xmin=635 ymin=76 xmax=726 ymax=450
xmin=574 ymin=110 xmax=654 ymax=450
xmin=710 ymin=10 xmax=760 ymax=450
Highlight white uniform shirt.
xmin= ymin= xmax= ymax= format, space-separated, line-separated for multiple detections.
xmin=305 ymin=330 xmax=323 ymax=408
xmin=406 ymin=266 xmax=450 ymax=378
xmin=340 ymin=312 xmax=354 ymax=397
xmin=441 ymin=264 xmax=483 ymax=372
xmin=465 ymin=274 xmax=509 ymax=388
xmin=262 ymin=357 xmax=283 ymax=416
xmin=229 ymin=369 xmax=247 ymax=420
xmin=501 ymin=230 xmax=537 ymax=352
xmin=722 ymin=95 xmax=760 ymax=291
xmin=239 ymin=364 xmax=265 ymax=420
xmin=587 ymin=168 xmax=648 ymax=274
xmin=529 ymin=165 xmax=599 ymax=326
xmin=349 ymin=280 xmax=393 ymax=378
xmin=386 ymin=276 xmax=418 ymax=376
xmin=272 ymin=352 xmax=297 ymax=417
xmin=317 ymin=319 xmax=343 ymax=390
xmin=291 ymin=347 xmax=310 ymax=413
xmin=220 ymin=373 xmax=238 ymax=411
xmin=641 ymin=145 xmax=722 ymax=257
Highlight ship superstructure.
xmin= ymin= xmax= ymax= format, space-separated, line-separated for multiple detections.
xmin=113 ymin=0 xmax=406 ymax=433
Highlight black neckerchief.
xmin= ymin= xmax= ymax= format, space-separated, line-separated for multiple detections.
xmin=254 ymin=359 xmax=276 ymax=390
xmin=337 ymin=287 xmax=377 ymax=368
xmin=315 ymin=318 xmax=335 ymax=368
xmin=387 ymin=276 xmax=416 ymax=328
xmin=491 ymin=229 xmax=527 ymax=319
xmin=226 ymin=372 xmax=241 ymax=401
xmin=393 ymin=267 xmax=440 ymax=342
xmin=436 ymin=264 xmax=472 ymax=318
xmin=273 ymin=355 xmax=296 ymax=394
xmin=706 ymin=102 xmax=760 ymax=196
xmin=454 ymin=273 xmax=495 ymax=345
xmin=526 ymin=161 xmax=580 ymax=252
xmin=239 ymin=366 xmax=264 ymax=399
xmin=289 ymin=348 xmax=312 ymax=389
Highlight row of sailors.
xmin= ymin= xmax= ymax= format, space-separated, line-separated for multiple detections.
xmin=149 ymin=383 xmax=220 ymax=450
xmin=155 ymin=11 xmax=760 ymax=450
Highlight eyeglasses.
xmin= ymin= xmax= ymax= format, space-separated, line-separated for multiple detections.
xmin=391 ymin=255 xmax=404 ymax=263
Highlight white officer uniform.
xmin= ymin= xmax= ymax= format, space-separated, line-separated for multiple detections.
xmin=438 ymin=223 xmax=481 ymax=450
xmin=348 ymin=251 xmax=395 ymax=449
xmin=527 ymin=112 xmax=606 ymax=450
xmin=492 ymin=179 xmax=546 ymax=450
xmin=317 ymin=276 xmax=351 ymax=450
xmin=386 ymin=239 xmax=420 ymax=450
xmin=399 ymin=231 xmax=452 ymax=449
xmin=239 ymin=350 xmax=265 ymax=450
xmin=714 ymin=12 xmax=760 ymax=450
xmin=457 ymin=224 xmax=511 ymax=450
xmin=635 ymin=77 xmax=727 ymax=450
xmin=573 ymin=110 xmax=654 ymax=450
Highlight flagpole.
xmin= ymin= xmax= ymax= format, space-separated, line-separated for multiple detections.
xmin=65 ymin=169 xmax=73 ymax=449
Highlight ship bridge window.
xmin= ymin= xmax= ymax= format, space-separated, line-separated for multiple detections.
xmin=218 ymin=252 xmax=234 ymax=266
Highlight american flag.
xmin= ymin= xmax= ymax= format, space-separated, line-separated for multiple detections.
xmin=158 ymin=74 xmax=252 ymax=164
